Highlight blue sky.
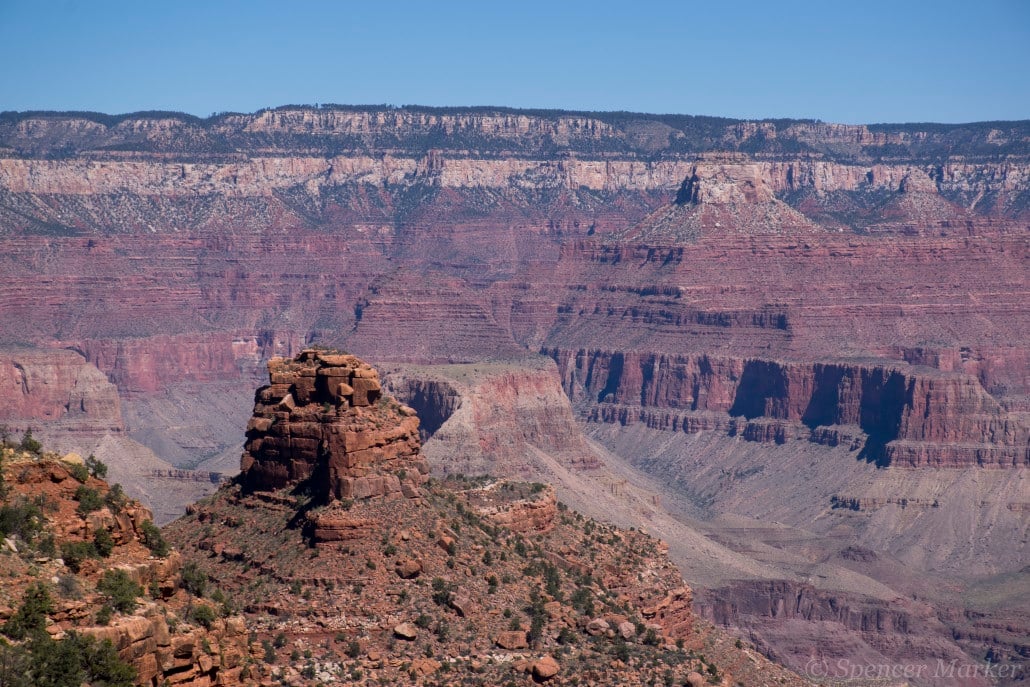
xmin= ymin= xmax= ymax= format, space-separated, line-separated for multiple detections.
xmin=1 ymin=0 xmax=1028 ymax=124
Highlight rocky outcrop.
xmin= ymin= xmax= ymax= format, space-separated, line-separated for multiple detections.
xmin=79 ymin=613 xmax=249 ymax=686
xmin=467 ymin=482 xmax=558 ymax=533
xmin=163 ymin=362 xmax=809 ymax=687
xmin=240 ymin=350 xmax=428 ymax=501
xmin=0 ymin=452 xmax=252 ymax=686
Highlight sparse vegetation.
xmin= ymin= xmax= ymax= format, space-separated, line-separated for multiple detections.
xmin=92 ymin=528 xmax=114 ymax=557
xmin=180 ymin=561 xmax=208 ymax=597
xmin=18 ymin=430 xmax=41 ymax=456
xmin=73 ymin=485 xmax=103 ymax=516
xmin=190 ymin=604 xmax=217 ymax=629
xmin=59 ymin=540 xmax=97 ymax=573
xmin=97 ymin=568 xmax=142 ymax=613
xmin=2 ymin=582 xmax=53 ymax=640
xmin=139 ymin=519 xmax=169 ymax=557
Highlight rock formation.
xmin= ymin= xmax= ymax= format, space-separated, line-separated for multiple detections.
xmin=547 ymin=350 xmax=1029 ymax=468
xmin=240 ymin=349 xmax=427 ymax=501
xmin=383 ymin=357 xmax=601 ymax=478
xmin=162 ymin=360 xmax=809 ymax=685
xmin=0 ymin=348 xmax=123 ymax=436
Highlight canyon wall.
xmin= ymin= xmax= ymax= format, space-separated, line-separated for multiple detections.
xmin=546 ymin=349 xmax=1029 ymax=468
xmin=383 ymin=357 xmax=601 ymax=478
xmin=0 ymin=348 xmax=123 ymax=435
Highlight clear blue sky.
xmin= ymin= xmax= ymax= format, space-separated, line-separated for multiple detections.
xmin=1 ymin=0 xmax=1028 ymax=124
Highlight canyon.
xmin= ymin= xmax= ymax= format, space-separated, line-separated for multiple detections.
xmin=0 ymin=106 xmax=1026 ymax=685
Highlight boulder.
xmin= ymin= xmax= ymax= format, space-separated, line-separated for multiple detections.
xmin=686 ymin=671 xmax=706 ymax=687
xmin=393 ymin=622 xmax=418 ymax=640
xmin=495 ymin=630 xmax=528 ymax=649
xmin=394 ymin=558 xmax=423 ymax=579
xmin=531 ymin=655 xmax=560 ymax=681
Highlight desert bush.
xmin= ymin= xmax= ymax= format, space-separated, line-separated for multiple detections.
xmin=190 ymin=604 xmax=216 ymax=629
xmin=97 ymin=569 xmax=142 ymax=614
xmin=93 ymin=528 xmax=114 ymax=557
xmin=2 ymin=583 xmax=53 ymax=639
xmin=69 ymin=462 xmax=90 ymax=484
xmin=0 ymin=498 xmax=44 ymax=542
xmin=18 ymin=430 xmax=41 ymax=455
xmin=84 ymin=454 xmax=108 ymax=479
xmin=139 ymin=520 xmax=169 ymax=557
xmin=73 ymin=486 xmax=103 ymax=516
xmin=180 ymin=562 xmax=207 ymax=597
xmin=60 ymin=540 xmax=97 ymax=573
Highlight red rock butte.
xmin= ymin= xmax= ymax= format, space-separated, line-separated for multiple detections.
xmin=240 ymin=349 xmax=428 ymax=500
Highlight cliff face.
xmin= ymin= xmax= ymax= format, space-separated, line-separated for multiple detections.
xmin=3 ymin=107 xmax=1028 ymax=163
xmin=0 ymin=348 xmax=122 ymax=435
xmin=240 ymin=349 xmax=427 ymax=502
xmin=546 ymin=350 xmax=1029 ymax=468
xmin=384 ymin=357 xmax=601 ymax=478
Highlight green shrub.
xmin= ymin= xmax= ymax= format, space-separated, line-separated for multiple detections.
xmin=104 ymin=484 xmax=127 ymax=513
xmin=93 ymin=529 xmax=115 ymax=558
xmin=0 ymin=498 xmax=44 ymax=542
xmin=261 ymin=640 xmax=276 ymax=664
xmin=2 ymin=583 xmax=53 ymax=639
xmin=73 ymin=486 xmax=103 ymax=516
xmin=95 ymin=603 xmax=114 ymax=626
xmin=69 ymin=462 xmax=90 ymax=484
xmin=190 ymin=605 xmax=217 ymax=629
xmin=84 ymin=455 xmax=108 ymax=479
xmin=28 ymin=631 xmax=136 ymax=687
xmin=97 ymin=569 xmax=142 ymax=614
xmin=139 ymin=520 xmax=169 ymax=557
xmin=180 ymin=562 xmax=207 ymax=597
xmin=60 ymin=540 xmax=97 ymax=573
xmin=18 ymin=430 xmax=41 ymax=455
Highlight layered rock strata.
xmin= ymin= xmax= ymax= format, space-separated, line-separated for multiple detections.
xmin=240 ymin=349 xmax=428 ymax=501
xmin=547 ymin=350 xmax=1029 ymax=468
